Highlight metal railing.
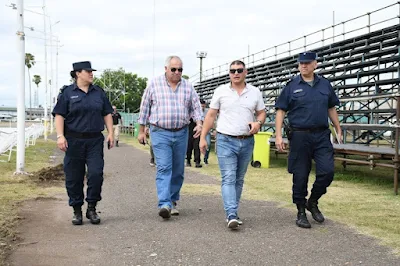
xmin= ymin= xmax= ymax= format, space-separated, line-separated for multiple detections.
xmin=190 ymin=2 xmax=400 ymax=83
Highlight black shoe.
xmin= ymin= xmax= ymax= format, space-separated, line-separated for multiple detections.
xmin=72 ymin=206 xmax=83 ymax=225
xmin=296 ymin=204 xmax=311 ymax=228
xmin=159 ymin=206 xmax=171 ymax=219
xmin=116 ymin=141 xmax=119 ymax=147
xmin=186 ymin=161 xmax=191 ymax=167
xmin=204 ymin=159 xmax=208 ymax=165
xmin=306 ymin=200 xmax=325 ymax=223
xmin=195 ymin=162 xmax=202 ymax=168
xmin=86 ymin=203 xmax=101 ymax=224
xmin=150 ymin=158 xmax=155 ymax=167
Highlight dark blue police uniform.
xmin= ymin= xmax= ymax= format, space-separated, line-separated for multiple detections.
xmin=275 ymin=53 xmax=340 ymax=205
xmin=52 ymin=80 xmax=113 ymax=208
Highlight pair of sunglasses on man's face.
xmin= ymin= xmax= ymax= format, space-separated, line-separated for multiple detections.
xmin=170 ymin=68 xmax=183 ymax=73
xmin=229 ymin=68 xmax=244 ymax=74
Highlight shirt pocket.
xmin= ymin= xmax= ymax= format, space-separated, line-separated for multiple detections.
xmin=292 ymin=90 xmax=306 ymax=101
xmin=93 ymin=99 xmax=104 ymax=111
xmin=69 ymin=97 xmax=83 ymax=112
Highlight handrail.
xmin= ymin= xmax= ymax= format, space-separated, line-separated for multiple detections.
xmin=191 ymin=2 xmax=400 ymax=84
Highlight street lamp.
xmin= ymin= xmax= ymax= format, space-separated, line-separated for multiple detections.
xmin=196 ymin=51 xmax=207 ymax=82
xmin=14 ymin=0 xmax=26 ymax=173
xmin=49 ymin=19 xmax=60 ymax=134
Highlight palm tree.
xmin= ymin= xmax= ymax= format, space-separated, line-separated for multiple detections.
xmin=33 ymin=75 xmax=42 ymax=110
xmin=25 ymin=53 xmax=36 ymax=119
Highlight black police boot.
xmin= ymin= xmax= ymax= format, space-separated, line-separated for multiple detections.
xmin=72 ymin=206 xmax=83 ymax=225
xmin=86 ymin=202 xmax=101 ymax=224
xmin=296 ymin=204 xmax=311 ymax=228
xmin=306 ymin=197 xmax=325 ymax=223
xmin=116 ymin=141 xmax=119 ymax=147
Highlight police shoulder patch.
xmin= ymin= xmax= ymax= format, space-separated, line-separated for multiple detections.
xmin=93 ymin=84 xmax=105 ymax=92
xmin=59 ymin=85 xmax=69 ymax=95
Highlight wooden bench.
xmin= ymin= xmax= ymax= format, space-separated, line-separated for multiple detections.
xmin=269 ymin=137 xmax=400 ymax=194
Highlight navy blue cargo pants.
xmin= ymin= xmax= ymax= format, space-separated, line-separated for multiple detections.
xmin=288 ymin=129 xmax=334 ymax=204
xmin=64 ymin=135 xmax=104 ymax=207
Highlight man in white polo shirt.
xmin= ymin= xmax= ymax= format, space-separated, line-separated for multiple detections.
xmin=200 ymin=60 xmax=266 ymax=230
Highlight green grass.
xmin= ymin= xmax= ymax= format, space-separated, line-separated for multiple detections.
xmin=0 ymin=139 xmax=63 ymax=265
xmin=120 ymin=133 xmax=400 ymax=254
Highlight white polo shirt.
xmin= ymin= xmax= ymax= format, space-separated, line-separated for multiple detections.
xmin=209 ymin=83 xmax=265 ymax=136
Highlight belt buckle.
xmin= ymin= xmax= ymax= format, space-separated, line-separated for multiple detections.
xmin=237 ymin=135 xmax=246 ymax=139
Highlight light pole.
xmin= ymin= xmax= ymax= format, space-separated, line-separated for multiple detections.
xmin=49 ymin=19 xmax=60 ymax=134
xmin=42 ymin=0 xmax=48 ymax=141
xmin=196 ymin=51 xmax=207 ymax=82
xmin=15 ymin=0 xmax=26 ymax=173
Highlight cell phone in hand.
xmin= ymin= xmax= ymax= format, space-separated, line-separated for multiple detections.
xmin=248 ymin=124 xmax=252 ymax=130
xmin=107 ymin=141 xmax=111 ymax=149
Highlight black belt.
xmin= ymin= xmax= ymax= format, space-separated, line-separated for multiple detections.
xmin=217 ymin=132 xmax=253 ymax=139
xmin=151 ymin=124 xmax=187 ymax=132
xmin=292 ymin=127 xmax=328 ymax=132
xmin=65 ymin=130 xmax=102 ymax=139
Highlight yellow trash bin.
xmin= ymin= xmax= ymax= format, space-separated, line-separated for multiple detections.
xmin=252 ymin=132 xmax=274 ymax=168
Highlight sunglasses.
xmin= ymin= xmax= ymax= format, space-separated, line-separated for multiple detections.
xmin=229 ymin=68 xmax=244 ymax=74
xmin=170 ymin=68 xmax=183 ymax=73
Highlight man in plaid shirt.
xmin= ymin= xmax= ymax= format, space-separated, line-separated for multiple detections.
xmin=138 ymin=55 xmax=203 ymax=219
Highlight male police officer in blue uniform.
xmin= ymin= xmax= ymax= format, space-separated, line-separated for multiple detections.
xmin=52 ymin=61 xmax=114 ymax=225
xmin=275 ymin=52 xmax=342 ymax=228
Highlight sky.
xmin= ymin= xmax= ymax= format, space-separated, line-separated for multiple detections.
xmin=0 ymin=0 xmax=398 ymax=107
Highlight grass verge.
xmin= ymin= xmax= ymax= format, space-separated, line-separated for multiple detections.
xmin=0 ymin=139 xmax=63 ymax=265
xmin=120 ymin=133 xmax=400 ymax=254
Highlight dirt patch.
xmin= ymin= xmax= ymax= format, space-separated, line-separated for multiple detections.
xmin=31 ymin=164 xmax=65 ymax=183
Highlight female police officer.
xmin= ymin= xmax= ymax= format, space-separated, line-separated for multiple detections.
xmin=52 ymin=61 xmax=114 ymax=225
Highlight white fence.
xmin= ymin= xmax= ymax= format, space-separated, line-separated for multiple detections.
xmin=0 ymin=123 xmax=45 ymax=162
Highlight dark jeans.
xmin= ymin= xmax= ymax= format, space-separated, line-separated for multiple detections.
xmin=187 ymin=134 xmax=200 ymax=163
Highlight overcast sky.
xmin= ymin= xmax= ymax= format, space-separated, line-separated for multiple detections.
xmin=0 ymin=0 xmax=398 ymax=107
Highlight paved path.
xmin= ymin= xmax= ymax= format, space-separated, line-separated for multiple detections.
xmin=7 ymin=141 xmax=399 ymax=266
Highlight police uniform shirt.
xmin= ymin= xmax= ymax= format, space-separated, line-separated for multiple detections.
xmin=275 ymin=74 xmax=339 ymax=129
xmin=112 ymin=112 xmax=122 ymax=125
xmin=52 ymin=83 xmax=114 ymax=133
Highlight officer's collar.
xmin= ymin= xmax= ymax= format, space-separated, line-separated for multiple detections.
xmin=73 ymin=82 xmax=97 ymax=91
xmin=297 ymin=74 xmax=320 ymax=84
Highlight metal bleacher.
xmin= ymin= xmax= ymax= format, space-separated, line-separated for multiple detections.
xmin=193 ymin=3 xmax=400 ymax=194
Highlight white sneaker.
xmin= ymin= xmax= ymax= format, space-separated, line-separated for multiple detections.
xmin=226 ymin=217 xmax=243 ymax=225
xmin=227 ymin=218 xmax=239 ymax=229
xmin=171 ymin=202 xmax=179 ymax=216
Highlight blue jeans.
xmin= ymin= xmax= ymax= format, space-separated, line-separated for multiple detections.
xmin=150 ymin=125 xmax=188 ymax=208
xmin=204 ymin=133 xmax=211 ymax=161
xmin=216 ymin=133 xmax=254 ymax=218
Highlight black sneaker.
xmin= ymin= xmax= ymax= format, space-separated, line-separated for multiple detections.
xmin=195 ymin=162 xmax=202 ymax=168
xmin=204 ymin=159 xmax=208 ymax=165
xmin=186 ymin=161 xmax=191 ymax=167
xmin=149 ymin=158 xmax=155 ymax=167
xmin=227 ymin=215 xmax=239 ymax=230
xmin=158 ymin=206 xmax=171 ymax=219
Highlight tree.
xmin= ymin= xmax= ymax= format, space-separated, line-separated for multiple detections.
xmin=182 ymin=74 xmax=189 ymax=80
xmin=33 ymin=74 xmax=41 ymax=108
xmin=93 ymin=68 xmax=147 ymax=113
xmin=25 ymin=53 xmax=35 ymax=119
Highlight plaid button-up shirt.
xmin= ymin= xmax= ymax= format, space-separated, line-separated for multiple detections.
xmin=138 ymin=74 xmax=203 ymax=129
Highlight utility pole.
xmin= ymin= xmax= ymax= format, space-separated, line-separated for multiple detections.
xmin=196 ymin=51 xmax=207 ymax=82
xmin=49 ymin=20 xmax=60 ymax=134
xmin=16 ymin=0 xmax=26 ymax=173
xmin=42 ymin=0 xmax=48 ymax=140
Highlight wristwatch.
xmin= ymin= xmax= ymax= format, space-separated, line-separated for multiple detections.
xmin=56 ymin=134 xmax=64 ymax=139
xmin=256 ymin=120 xmax=263 ymax=125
